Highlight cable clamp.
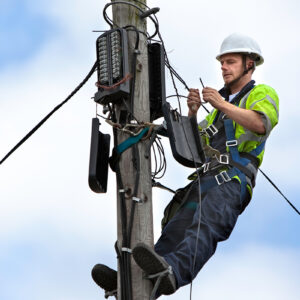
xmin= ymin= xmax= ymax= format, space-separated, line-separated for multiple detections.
xmin=134 ymin=49 xmax=141 ymax=54
xmin=121 ymin=247 xmax=132 ymax=254
xmin=132 ymin=196 xmax=141 ymax=203
xmin=119 ymin=189 xmax=126 ymax=193
xmin=139 ymin=7 xmax=160 ymax=19
xmin=104 ymin=289 xmax=117 ymax=299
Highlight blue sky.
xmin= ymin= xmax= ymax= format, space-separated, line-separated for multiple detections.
xmin=0 ymin=0 xmax=299 ymax=299
xmin=0 ymin=0 xmax=57 ymax=69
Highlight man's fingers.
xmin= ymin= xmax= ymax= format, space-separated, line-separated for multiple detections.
xmin=202 ymin=86 xmax=215 ymax=91
xmin=187 ymin=94 xmax=200 ymax=101
xmin=188 ymin=91 xmax=201 ymax=104
xmin=187 ymin=88 xmax=201 ymax=114
xmin=188 ymin=91 xmax=200 ymax=98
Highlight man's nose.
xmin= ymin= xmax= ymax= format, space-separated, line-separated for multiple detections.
xmin=221 ymin=63 xmax=227 ymax=71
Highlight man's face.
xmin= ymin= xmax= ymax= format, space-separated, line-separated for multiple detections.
xmin=220 ymin=53 xmax=244 ymax=86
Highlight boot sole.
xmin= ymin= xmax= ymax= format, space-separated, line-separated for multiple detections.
xmin=91 ymin=264 xmax=117 ymax=292
xmin=132 ymin=243 xmax=176 ymax=295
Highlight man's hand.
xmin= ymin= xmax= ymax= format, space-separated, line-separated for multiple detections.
xmin=187 ymin=88 xmax=201 ymax=116
xmin=202 ymin=87 xmax=224 ymax=109
xmin=202 ymin=87 xmax=266 ymax=134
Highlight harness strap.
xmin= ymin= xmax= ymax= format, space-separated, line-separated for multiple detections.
xmin=201 ymin=167 xmax=239 ymax=190
xmin=182 ymin=167 xmax=246 ymax=211
xmin=228 ymin=157 xmax=256 ymax=187
xmin=109 ymin=127 xmax=149 ymax=172
xmin=188 ymin=149 xmax=260 ymax=183
xmin=117 ymin=127 xmax=149 ymax=154
xmin=249 ymin=140 xmax=266 ymax=157
xmin=240 ymin=152 xmax=259 ymax=168
xmin=223 ymin=118 xmax=249 ymax=199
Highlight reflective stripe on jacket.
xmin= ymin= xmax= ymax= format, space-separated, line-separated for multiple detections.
xmin=199 ymin=84 xmax=279 ymax=167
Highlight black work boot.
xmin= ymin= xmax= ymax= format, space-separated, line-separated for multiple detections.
xmin=132 ymin=243 xmax=176 ymax=296
xmin=91 ymin=264 xmax=117 ymax=298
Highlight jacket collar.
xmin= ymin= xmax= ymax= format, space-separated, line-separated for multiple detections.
xmin=218 ymin=80 xmax=255 ymax=101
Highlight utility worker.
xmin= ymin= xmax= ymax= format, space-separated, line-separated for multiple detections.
xmin=92 ymin=33 xmax=279 ymax=298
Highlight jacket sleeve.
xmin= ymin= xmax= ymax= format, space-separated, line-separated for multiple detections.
xmin=245 ymin=84 xmax=279 ymax=136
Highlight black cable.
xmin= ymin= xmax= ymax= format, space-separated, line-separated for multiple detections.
xmin=0 ymin=61 xmax=98 ymax=166
xmin=112 ymin=116 xmax=128 ymax=300
xmin=124 ymin=25 xmax=140 ymax=121
xmin=259 ymin=168 xmax=300 ymax=215
xmin=103 ymin=1 xmax=159 ymax=39
xmin=115 ymin=129 xmax=141 ymax=300
xmin=152 ymin=138 xmax=167 ymax=179
xmin=110 ymin=109 xmax=128 ymax=300
xmin=114 ymin=242 xmax=126 ymax=300
xmin=108 ymin=17 xmax=143 ymax=300
xmin=165 ymin=61 xmax=189 ymax=91
xmin=154 ymin=141 xmax=161 ymax=177
xmin=152 ymin=140 xmax=158 ymax=176
xmin=156 ymin=24 xmax=210 ymax=116
xmin=159 ymin=37 xmax=188 ymax=91
xmin=146 ymin=128 xmax=167 ymax=180
xmin=166 ymin=94 xmax=189 ymax=99
xmin=127 ymin=144 xmax=140 ymax=243
xmin=123 ymin=23 xmax=143 ymax=298
xmin=157 ymin=31 xmax=183 ymax=114
xmin=115 ymin=160 xmax=132 ymax=300
xmin=122 ymin=99 xmax=139 ymax=124
xmin=157 ymin=27 xmax=203 ymax=300
xmin=166 ymin=95 xmax=210 ymax=114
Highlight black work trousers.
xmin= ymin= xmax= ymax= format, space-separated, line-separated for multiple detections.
xmin=155 ymin=178 xmax=250 ymax=288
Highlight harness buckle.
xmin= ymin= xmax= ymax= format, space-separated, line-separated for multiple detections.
xmin=226 ymin=140 xmax=238 ymax=147
xmin=205 ymin=124 xmax=218 ymax=137
xmin=203 ymin=162 xmax=210 ymax=173
xmin=215 ymin=171 xmax=231 ymax=185
xmin=218 ymin=154 xmax=229 ymax=164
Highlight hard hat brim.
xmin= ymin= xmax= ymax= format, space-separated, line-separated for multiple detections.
xmin=216 ymin=48 xmax=264 ymax=66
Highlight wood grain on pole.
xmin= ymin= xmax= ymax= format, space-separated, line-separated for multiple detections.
xmin=111 ymin=1 xmax=153 ymax=299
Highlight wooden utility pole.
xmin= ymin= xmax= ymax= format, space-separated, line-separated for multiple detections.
xmin=111 ymin=0 xmax=153 ymax=299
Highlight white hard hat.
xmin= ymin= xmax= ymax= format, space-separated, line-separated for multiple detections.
xmin=216 ymin=33 xmax=264 ymax=66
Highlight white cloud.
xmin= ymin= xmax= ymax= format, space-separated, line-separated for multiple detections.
xmin=0 ymin=0 xmax=299 ymax=299
xmin=160 ymin=244 xmax=300 ymax=300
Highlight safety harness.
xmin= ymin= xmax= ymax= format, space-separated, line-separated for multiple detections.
xmin=161 ymin=81 xmax=265 ymax=228
xmin=199 ymin=81 xmax=261 ymax=198
xmin=200 ymin=86 xmax=258 ymax=186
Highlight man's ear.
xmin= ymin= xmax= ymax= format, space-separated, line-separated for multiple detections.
xmin=248 ymin=61 xmax=254 ymax=69
xmin=247 ymin=60 xmax=256 ymax=73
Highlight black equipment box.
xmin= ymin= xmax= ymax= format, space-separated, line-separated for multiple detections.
xmin=88 ymin=118 xmax=111 ymax=193
xmin=162 ymin=102 xmax=205 ymax=168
